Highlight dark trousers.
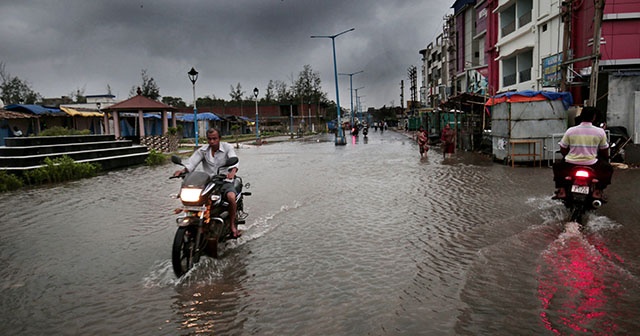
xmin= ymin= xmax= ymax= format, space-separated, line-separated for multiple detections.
xmin=552 ymin=159 xmax=613 ymax=189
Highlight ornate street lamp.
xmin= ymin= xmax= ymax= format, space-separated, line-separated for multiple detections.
xmin=187 ymin=67 xmax=199 ymax=147
xmin=253 ymin=87 xmax=260 ymax=144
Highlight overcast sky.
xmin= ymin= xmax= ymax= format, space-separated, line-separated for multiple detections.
xmin=1 ymin=0 xmax=452 ymax=109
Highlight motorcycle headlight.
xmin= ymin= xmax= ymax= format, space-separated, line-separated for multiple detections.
xmin=180 ymin=188 xmax=202 ymax=203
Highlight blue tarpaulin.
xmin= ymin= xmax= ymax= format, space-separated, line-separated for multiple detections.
xmin=4 ymin=104 xmax=64 ymax=115
xmin=179 ymin=112 xmax=222 ymax=122
xmin=486 ymin=90 xmax=574 ymax=110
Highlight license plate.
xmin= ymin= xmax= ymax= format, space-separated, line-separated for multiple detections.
xmin=571 ymin=185 xmax=589 ymax=194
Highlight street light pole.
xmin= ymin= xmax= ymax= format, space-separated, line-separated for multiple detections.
xmin=339 ymin=70 xmax=363 ymax=127
xmin=187 ymin=67 xmax=199 ymax=147
xmin=254 ymin=87 xmax=260 ymax=144
xmin=353 ymin=86 xmax=364 ymax=124
xmin=311 ymin=28 xmax=354 ymax=146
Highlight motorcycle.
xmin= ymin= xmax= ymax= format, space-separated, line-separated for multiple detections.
xmin=557 ymin=166 xmax=604 ymax=224
xmin=169 ymin=155 xmax=251 ymax=277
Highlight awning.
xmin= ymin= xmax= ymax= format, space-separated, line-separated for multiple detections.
xmin=60 ymin=106 xmax=104 ymax=117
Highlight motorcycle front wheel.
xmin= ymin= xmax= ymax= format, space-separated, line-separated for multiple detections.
xmin=172 ymin=227 xmax=202 ymax=277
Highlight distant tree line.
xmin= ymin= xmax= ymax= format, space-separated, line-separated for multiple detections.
xmin=0 ymin=61 xmax=332 ymax=114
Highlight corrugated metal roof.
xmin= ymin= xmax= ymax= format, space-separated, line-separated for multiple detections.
xmin=60 ymin=106 xmax=104 ymax=117
xmin=0 ymin=109 xmax=37 ymax=119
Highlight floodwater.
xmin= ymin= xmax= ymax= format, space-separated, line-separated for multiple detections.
xmin=2 ymin=129 xmax=640 ymax=335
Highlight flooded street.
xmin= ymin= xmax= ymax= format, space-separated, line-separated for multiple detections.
xmin=2 ymin=129 xmax=640 ymax=335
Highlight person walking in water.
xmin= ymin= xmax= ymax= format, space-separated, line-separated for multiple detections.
xmin=417 ymin=127 xmax=429 ymax=158
xmin=441 ymin=124 xmax=455 ymax=158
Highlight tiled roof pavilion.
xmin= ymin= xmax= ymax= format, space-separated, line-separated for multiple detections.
xmin=104 ymin=92 xmax=177 ymax=138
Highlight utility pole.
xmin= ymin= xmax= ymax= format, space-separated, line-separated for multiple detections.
xmin=400 ymin=80 xmax=404 ymax=109
xmin=560 ymin=0 xmax=572 ymax=92
xmin=587 ymin=0 xmax=605 ymax=107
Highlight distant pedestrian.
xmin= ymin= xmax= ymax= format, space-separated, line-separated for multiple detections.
xmin=417 ymin=127 xmax=429 ymax=158
xmin=441 ymin=124 xmax=455 ymax=158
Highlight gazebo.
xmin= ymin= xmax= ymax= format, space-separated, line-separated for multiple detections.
xmin=103 ymin=90 xmax=177 ymax=139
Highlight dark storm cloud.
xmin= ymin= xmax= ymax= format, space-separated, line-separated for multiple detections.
xmin=0 ymin=0 xmax=451 ymax=108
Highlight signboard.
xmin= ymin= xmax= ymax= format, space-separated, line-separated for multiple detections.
xmin=542 ymin=53 xmax=562 ymax=87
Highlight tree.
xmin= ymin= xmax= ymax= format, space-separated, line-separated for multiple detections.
xmin=264 ymin=80 xmax=275 ymax=102
xmin=69 ymin=87 xmax=86 ymax=103
xmin=291 ymin=64 xmax=327 ymax=105
xmin=0 ymin=62 xmax=41 ymax=104
xmin=162 ymin=96 xmax=186 ymax=107
xmin=274 ymin=80 xmax=289 ymax=102
xmin=229 ymin=82 xmax=244 ymax=102
xmin=130 ymin=69 xmax=160 ymax=100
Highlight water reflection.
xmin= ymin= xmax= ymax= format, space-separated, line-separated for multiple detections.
xmin=172 ymin=256 xmax=248 ymax=334
xmin=537 ymin=221 xmax=628 ymax=334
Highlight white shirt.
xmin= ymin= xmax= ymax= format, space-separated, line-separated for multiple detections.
xmin=184 ymin=142 xmax=238 ymax=176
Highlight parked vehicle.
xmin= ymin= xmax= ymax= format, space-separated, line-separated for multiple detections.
xmin=169 ymin=155 xmax=251 ymax=277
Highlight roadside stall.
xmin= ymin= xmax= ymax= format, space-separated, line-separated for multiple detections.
xmin=486 ymin=90 xmax=573 ymax=166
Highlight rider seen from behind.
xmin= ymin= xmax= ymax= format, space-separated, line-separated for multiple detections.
xmin=552 ymin=106 xmax=613 ymax=200
xmin=173 ymin=128 xmax=242 ymax=238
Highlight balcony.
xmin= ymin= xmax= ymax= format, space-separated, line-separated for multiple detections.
xmin=518 ymin=11 xmax=531 ymax=27
xmin=503 ymin=73 xmax=517 ymax=86
xmin=501 ymin=21 xmax=515 ymax=37
xmin=519 ymin=68 xmax=531 ymax=82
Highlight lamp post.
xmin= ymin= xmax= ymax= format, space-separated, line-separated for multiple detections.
xmin=96 ymin=102 xmax=107 ymax=135
xmin=253 ymin=87 xmax=260 ymax=144
xmin=339 ymin=70 xmax=363 ymax=127
xmin=311 ymin=27 xmax=354 ymax=146
xmin=353 ymin=86 xmax=364 ymax=125
xmin=187 ymin=67 xmax=199 ymax=147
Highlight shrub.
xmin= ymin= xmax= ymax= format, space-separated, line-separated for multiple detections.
xmin=145 ymin=149 xmax=167 ymax=166
xmin=39 ymin=126 xmax=91 ymax=136
xmin=0 ymin=171 xmax=23 ymax=192
xmin=22 ymin=156 xmax=100 ymax=185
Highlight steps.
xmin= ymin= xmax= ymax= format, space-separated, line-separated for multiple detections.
xmin=1 ymin=135 xmax=149 ymax=173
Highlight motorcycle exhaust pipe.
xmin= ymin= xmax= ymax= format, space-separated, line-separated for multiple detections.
xmin=592 ymin=199 xmax=603 ymax=208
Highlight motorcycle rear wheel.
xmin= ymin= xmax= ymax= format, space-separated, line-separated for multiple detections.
xmin=570 ymin=205 xmax=585 ymax=224
xmin=172 ymin=227 xmax=202 ymax=277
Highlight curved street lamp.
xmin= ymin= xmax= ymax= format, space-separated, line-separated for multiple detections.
xmin=339 ymin=70 xmax=363 ymax=126
xmin=311 ymin=27 xmax=355 ymax=146
xmin=253 ymin=87 xmax=260 ymax=144
xmin=188 ymin=67 xmax=199 ymax=147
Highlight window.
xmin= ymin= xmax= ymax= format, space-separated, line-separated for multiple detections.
xmin=500 ymin=0 xmax=533 ymax=37
xmin=500 ymin=5 xmax=516 ymax=37
xmin=503 ymin=57 xmax=517 ymax=86
xmin=502 ymin=49 xmax=533 ymax=87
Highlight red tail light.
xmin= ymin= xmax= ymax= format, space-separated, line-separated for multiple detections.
xmin=575 ymin=169 xmax=591 ymax=178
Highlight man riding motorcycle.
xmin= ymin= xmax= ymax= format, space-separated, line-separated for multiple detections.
xmin=552 ymin=106 xmax=613 ymax=200
xmin=174 ymin=128 xmax=242 ymax=238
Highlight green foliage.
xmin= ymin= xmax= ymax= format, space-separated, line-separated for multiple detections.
xmin=167 ymin=127 xmax=178 ymax=135
xmin=38 ymin=126 xmax=91 ymax=136
xmin=162 ymin=96 xmax=186 ymax=107
xmin=130 ymin=69 xmax=160 ymax=100
xmin=0 ymin=62 xmax=41 ymax=104
xmin=22 ymin=156 xmax=99 ymax=185
xmin=0 ymin=171 xmax=23 ymax=192
xmin=145 ymin=149 xmax=167 ymax=166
